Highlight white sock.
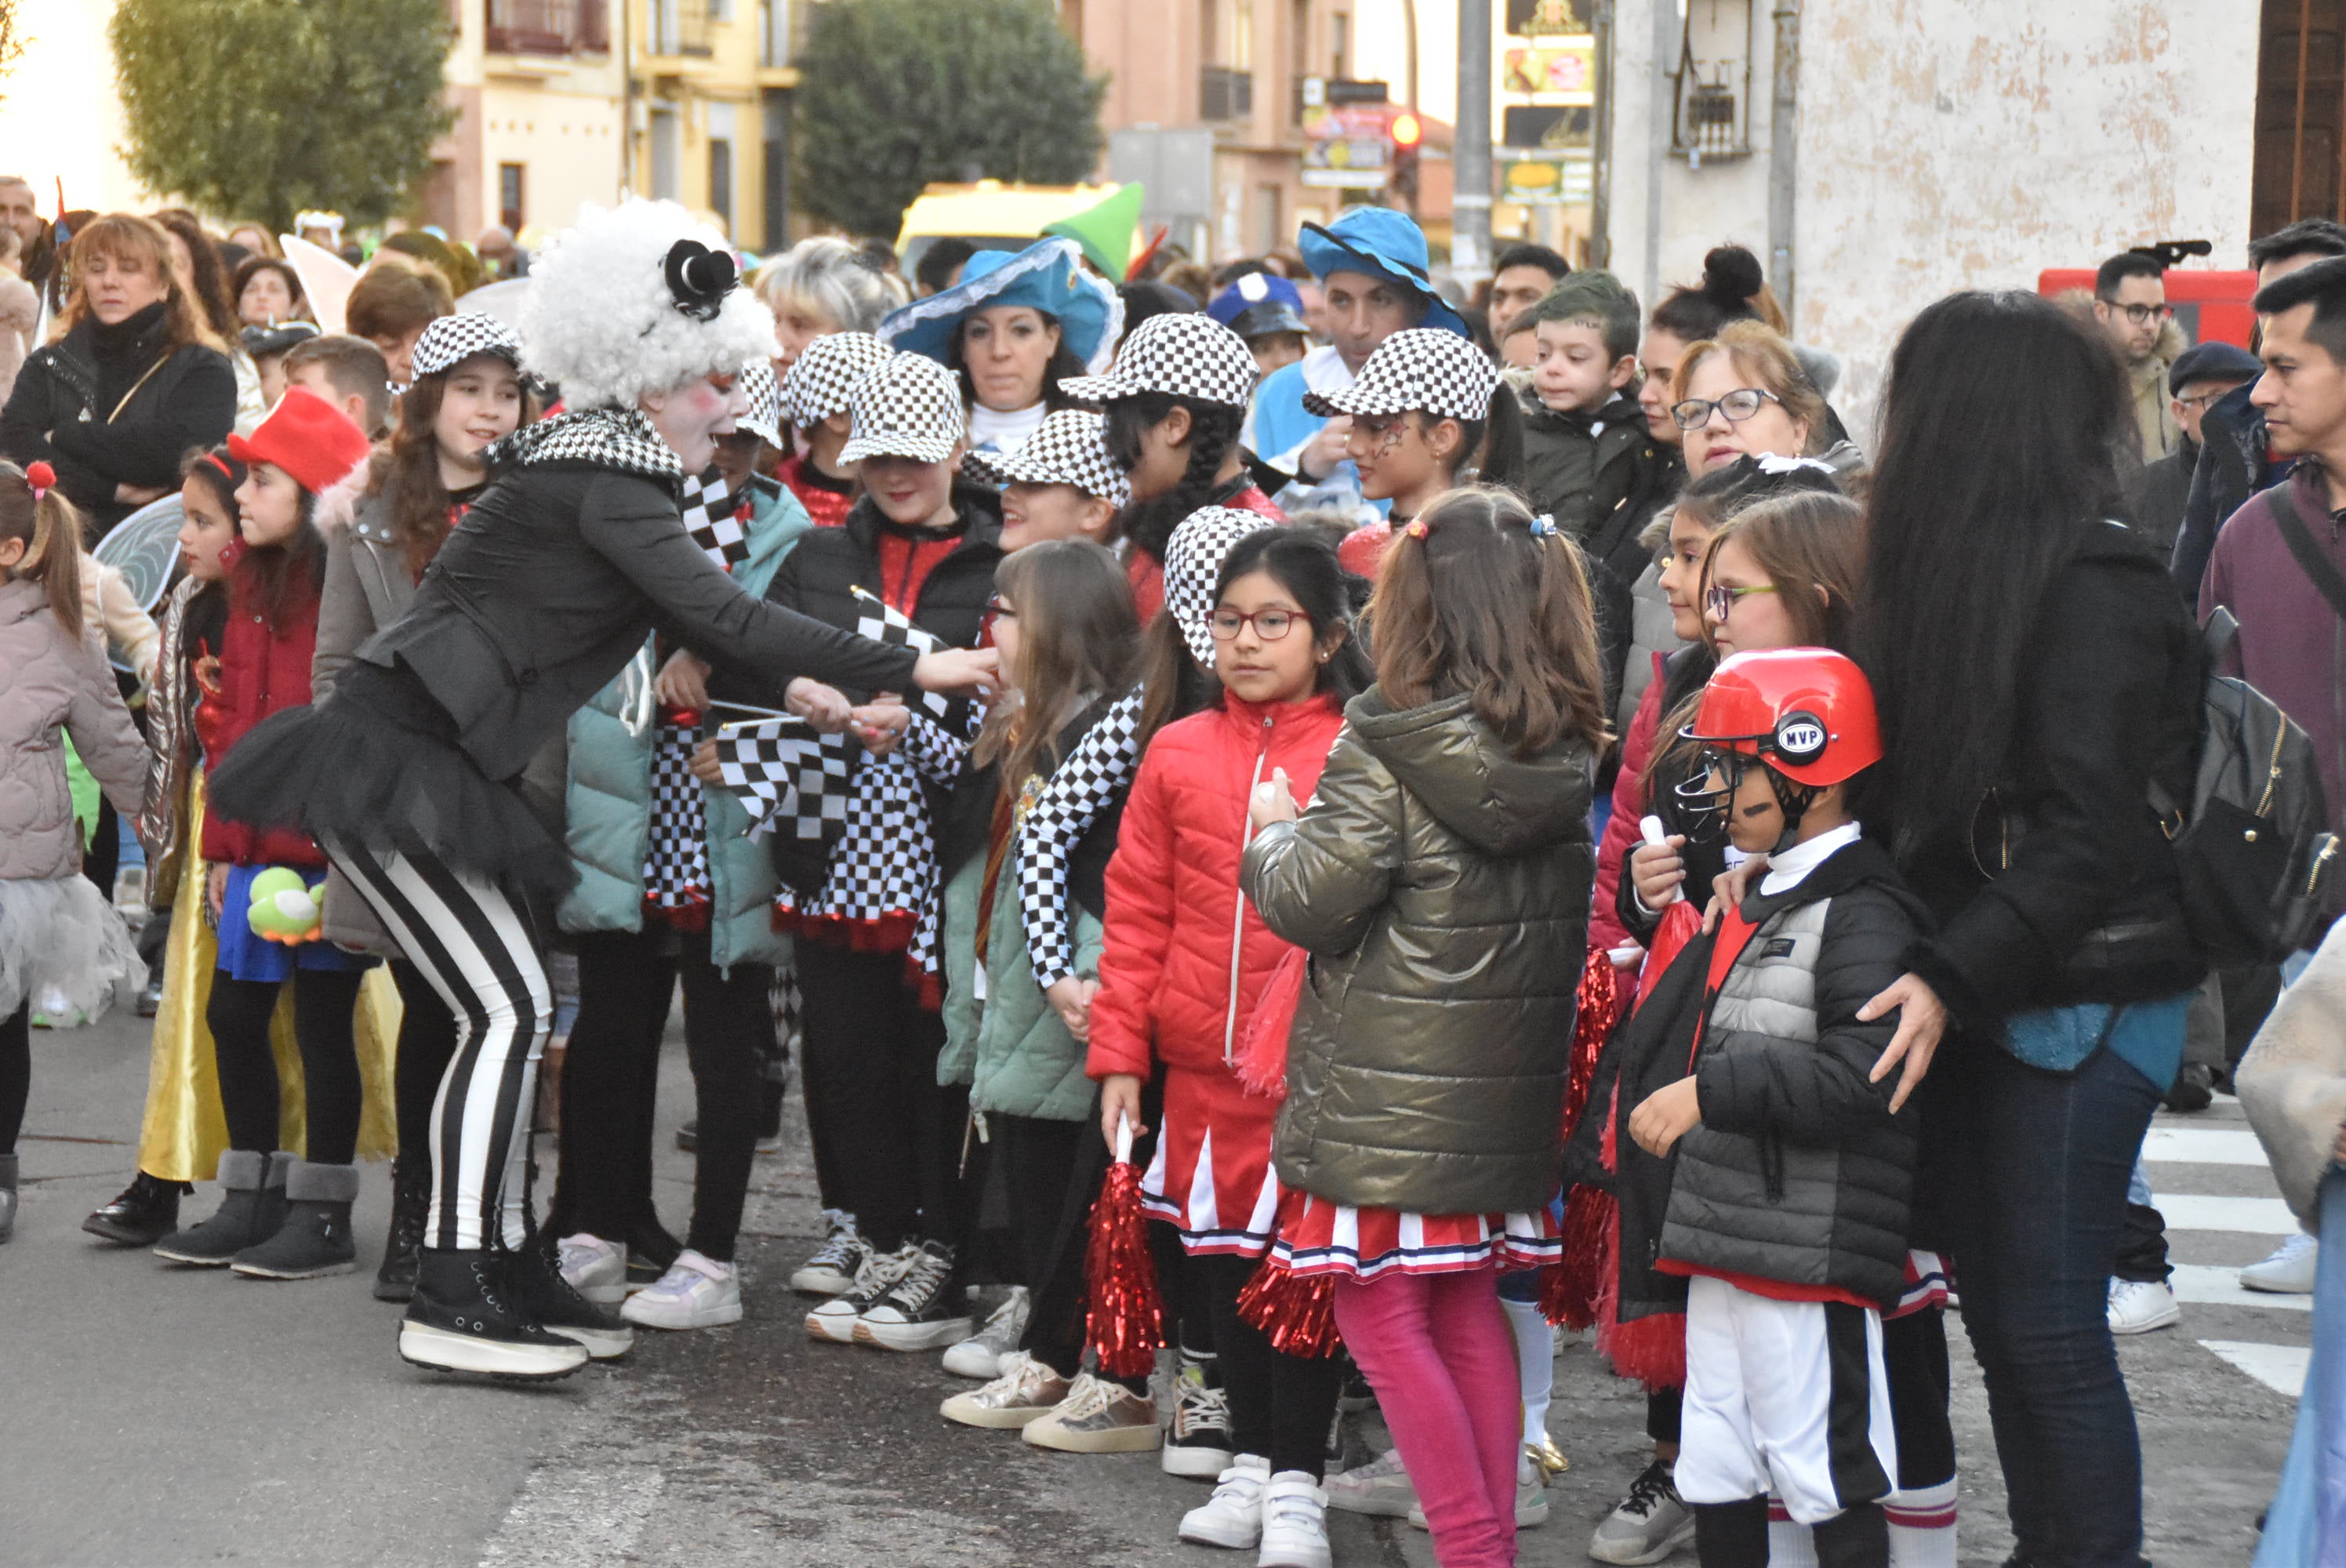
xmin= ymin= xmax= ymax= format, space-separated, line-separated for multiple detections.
xmin=1499 ymin=1294 xmax=1553 ymax=1447
xmin=1886 ymin=1478 xmax=1958 ymax=1568
xmin=1767 ymin=1495 xmax=1821 ymax=1568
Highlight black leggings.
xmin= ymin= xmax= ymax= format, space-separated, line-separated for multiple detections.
xmin=389 ymin=960 xmax=459 ymax=1172
xmin=0 ymin=1001 xmax=27 ymax=1156
xmin=1190 ymin=1250 xmax=1345 ymax=1478
xmin=205 ymin=967 xmax=365 ymax=1166
xmin=796 ymin=942 xmax=967 ymax=1254
xmin=555 ymin=926 xmax=772 ymax=1262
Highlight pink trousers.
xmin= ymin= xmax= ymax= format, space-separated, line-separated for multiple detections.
xmin=1332 ymin=1269 xmax=1520 ymax=1568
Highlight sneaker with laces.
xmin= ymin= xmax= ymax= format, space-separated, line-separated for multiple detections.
xmin=622 ymin=1250 xmax=743 ymax=1330
xmin=941 ymin=1350 xmax=1073 ymax=1428
xmin=1164 ymin=1354 xmax=1237 ymax=1478
xmin=790 ymin=1210 xmax=867 ymax=1297
xmin=555 ymin=1232 xmax=626 ymax=1306
xmin=1181 ymin=1455 xmax=1272 ymax=1548
xmin=2242 ymin=1231 xmax=2319 ymax=1294
xmin=1019 ymin=1369 xmax=1161 ymax=1451
xmin=942 ymin=1286 xmax=1030 ymax=1378
xmin=1257 ymin=1472 xmax=1331 ymax=1568
xmin=1406 ymin=1453 xmax=1549 ymax=1531
xmin=806 ymin=1242 xmax=914 ymax=1342
xmin=2107 ymin=1276 xmax=2181 ymax=1334
xmin=1588 ymin=1458 xmax=1696 ymax=1565
xmin=1325 ymin=1446 xmax=1417 ymax=1518
xmin=853 ymin=1240 xmax=971 ymax=1351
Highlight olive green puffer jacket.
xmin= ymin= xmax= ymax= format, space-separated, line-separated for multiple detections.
xmin=1242 ymin=688 xmax=1596 ymax=1214
xmin=937 ymin=852 xmax=1106 ymax=1122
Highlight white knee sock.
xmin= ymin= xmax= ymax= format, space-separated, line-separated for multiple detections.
xmin=1499 ymin=1294 xmax=1553 ymax=1448
xmin=1886 ymin=1478 xmax=1957 ymax=1568
xmin=1767 ymin=1497 xmax=1821 ymax=1567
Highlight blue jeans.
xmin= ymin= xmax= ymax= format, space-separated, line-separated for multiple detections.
xmin=1929 ymin=1036 xmax=2166 ymax=1568
xmin=2255 ymin=1167 xmax=2346 ymax=1566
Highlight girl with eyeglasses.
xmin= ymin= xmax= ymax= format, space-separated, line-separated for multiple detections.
xmin=1088 ymin=524 xmax=1371 ymax=1564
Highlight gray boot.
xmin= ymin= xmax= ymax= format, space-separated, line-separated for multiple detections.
xmin=0 ymin=1152 xmax=17 ymax=1243
xmin=153 ymin=1150 xmax=290 ymax=1265
xmin=231 ymin=1160 xmax=361 ymax=1279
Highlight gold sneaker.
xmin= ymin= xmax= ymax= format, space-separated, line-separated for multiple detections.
xmin=940 ymin=1351 xmax=1072 ymax=1430
xmin=1021 ymin=1370 xmax=1161 ymax=1454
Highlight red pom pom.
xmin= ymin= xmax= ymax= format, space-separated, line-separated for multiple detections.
xmin=25 ymin=459 xmax=53 ymax=492
xmin=1236 ymin=1256 xmax=1343 ymax=1359
xmin=1082 ymin=1157 xmax=1166 ymax=1379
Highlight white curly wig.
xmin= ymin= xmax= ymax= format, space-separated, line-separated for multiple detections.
xmin=518 ymin=198 xmax=779 ymax=410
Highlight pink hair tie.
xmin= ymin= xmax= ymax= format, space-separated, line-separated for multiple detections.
xmin=25 ymin=459 xmax=53 ymax=499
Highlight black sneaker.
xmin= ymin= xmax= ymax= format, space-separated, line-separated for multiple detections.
xmin=508 ymin=1236 xmax=634 ymax=1359
xmin=674 ymin=1120 xmax=783 ymax=1156
xmin=399 ymin=1249 xmax=590 ymax=1380
xmin=84 ymin=1171 xmax=188 ymax=1246
xmin=373 ymin=1157 xmax=430 ymax=1301
xmin=231 ymin=1160 xmax=360 ymax=1279
xmin=852 ymin=1239 xmax=972 ymax=1352
xmin=1161 ymin=1353 xmax=1236 ymax=1479
xmin=789 ymin=1210 xmax=867 ymax=1296
xmin=2164 ymin=1061 xmax=2216 ymax=1113
xmin=153 ymin=1152 xmax=289 ymax=1265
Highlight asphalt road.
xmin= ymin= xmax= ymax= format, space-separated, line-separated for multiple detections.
xmin=0 ymin=999 xmax=2302 ymax=1567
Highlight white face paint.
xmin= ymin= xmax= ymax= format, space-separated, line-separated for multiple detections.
xmin=642 ymin=372 xmax=750 ymax=473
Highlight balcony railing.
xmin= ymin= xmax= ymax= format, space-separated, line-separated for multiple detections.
xmin=648 ymin=0 xmax=715 ymax=57
xmin=1201 ymin=66 xmax=1254 ymax=122
xmin=485 ymin=0 xmax=608 ymax=54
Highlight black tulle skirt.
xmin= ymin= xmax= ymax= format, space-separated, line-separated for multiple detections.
xmin=207 ymin=661 xmax=575 ymax=897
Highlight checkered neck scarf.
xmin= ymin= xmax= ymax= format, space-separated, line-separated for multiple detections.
xmin=488 ymin=407 xmax=683 ymax=486
xmin=642 ymin=466 xmax=750 ymax=923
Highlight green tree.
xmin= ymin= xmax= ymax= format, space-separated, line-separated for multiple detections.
xmin=795 ymin=0 xmax=1107 ymax=238
xmin=111 ymin=0 xmax=452 ymax=231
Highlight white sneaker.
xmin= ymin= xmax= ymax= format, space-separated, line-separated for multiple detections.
xmin=1324 ymin=1446 xmax=1417 ymax=1518
xmin=942 ymin=1286 xmax=1029 ymax=1378
xmin=620 ymin=1250 xmax=743 ymax=1330
xmin=556 ymin=1232 xmax=626 ymax=1305
xmin=1256 ymin=1472 xmax=1331 ymax=1568
xmin=2107 ymin=1276 xmax=2181 ymax=1334
xmin=1405 ymin=1453 xmax=1549 ymax=1530
xmin=790 ymin=1210 xmax=867 ymax=1296
xmin=2242 ymin=1231 xmax=2319 ymax=1294
xmin=805 ymin=1241 xmax=914 ymax=1342
xmin=1180 ymin=1455 xmax=1271 ymax=1548
xmin=940 ymin=1350 xmax=1073 ymax=1429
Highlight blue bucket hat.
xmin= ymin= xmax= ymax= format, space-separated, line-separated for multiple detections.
xmin=1298 ymin=209 xmax=1469 ymax=339
xmin=877 ymin=237 xmax=1124 ymax=376
xmin=1208 ymin=272 xmax=1309 ymax=341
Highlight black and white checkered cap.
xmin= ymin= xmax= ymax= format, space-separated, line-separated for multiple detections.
xmin=783 ymin=332 xmax=890 ymax=429
xmin=735 ymin=358 xmax=783 ymax=447
xmin=1061 ymin=312 xmax=1259 ymax=410
xmin=1302 ymin=328 xmax=1498 ymax=423
xmin=841 ymin=352 xmax=967 ymax=464
xmin=1163 ymin=506 xmax=1273 ymax=666
xmin=411 ymin=312 xmax=524 ymax=379
xmin=961 ymin=409 xmax=1130 ymax=504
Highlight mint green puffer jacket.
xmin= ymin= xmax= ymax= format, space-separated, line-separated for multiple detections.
xmin=938 ymin=847 xmax=1106 ymax=1123
xmin=555 ymin=479 xmax=811 ymax=972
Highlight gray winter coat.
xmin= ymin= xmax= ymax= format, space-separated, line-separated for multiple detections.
xmin=0 ymin=577 xmax=147 ymax=880
xmin=1656 ymin=835 xmax=1924 ymax=1308
xmin=1243 ymin=688 xmax=1596 ymax=1214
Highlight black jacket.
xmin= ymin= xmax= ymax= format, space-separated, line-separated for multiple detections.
xmin=1898 ymin=523 xmax=2207 ymax=1029
xmin=356 ymin=426 xmax=918 ymax=786
xmin=0 ymin=303 xmax=235 ymax=536
xmin=2123 ymin=437 xmax=2196 ymax=562
xmin=1656 ymin=836 xmax=1927 ymax=1310
xmin=2170 ymin=381 xmax=2269 ymax=600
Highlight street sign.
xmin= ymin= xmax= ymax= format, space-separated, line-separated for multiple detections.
xmin=1502 ymin=154 xmax=1592 ymax=205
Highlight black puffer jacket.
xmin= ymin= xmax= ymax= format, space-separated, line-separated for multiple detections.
xmin=1657 ymin=835 xmax=1927 ymax=1309
xmin=1897 ymin=522 xmax=2207 ymax=1031
xmin=0 ymin=303 xmax=235 ymax=535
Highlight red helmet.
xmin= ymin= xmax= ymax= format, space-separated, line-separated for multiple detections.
xmin=1680 ymin=648 xmax=1883 ymax=786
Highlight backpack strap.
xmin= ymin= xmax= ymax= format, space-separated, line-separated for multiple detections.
xmin=2264 ymin=480 xmax=2346 ymax=623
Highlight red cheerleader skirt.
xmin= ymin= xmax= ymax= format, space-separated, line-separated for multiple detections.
xmin=1140 ymin=1065 xmax=1284 ymax=1256
xmin=1269 ymin=1189 xmax=1563 ymax=1280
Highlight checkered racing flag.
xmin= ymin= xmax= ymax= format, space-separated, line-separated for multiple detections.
xmin=848 ymin=586 xmax=950 ymax=718
xmin=681 ymin=468 xmax=750 ymax=572
xmin=715 ymin=717 xmax=854 ymax=843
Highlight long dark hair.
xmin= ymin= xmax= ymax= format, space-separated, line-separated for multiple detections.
xmin=1104 ymin=392 xmax=1247 ymax=564
xmin=1433 ymin=383 xmax=1527 ymax=495
xmin=1370 ymin=487 xmax=1611 ymax=757
xmin=1858 ymin=290 xmax=2128 ymax=858
xmin=151 ymin=209 xmax=239 ymax=343
xmin=1212 ymin=528 xmax=1373 ymax=700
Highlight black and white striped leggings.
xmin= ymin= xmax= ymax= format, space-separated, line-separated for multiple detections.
xmin=325 ymin=840 xmax=550 ymax=1251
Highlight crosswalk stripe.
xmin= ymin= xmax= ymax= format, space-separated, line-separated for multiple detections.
xmin=2170 ymin=1263 xmax=2313 ymax=1312
xmin=2199 ymin=1339 xmax=2308 ymax=1399
xmin=2157 ymin=1195 xmax=2301 ymax=1235
xmin=2142 ymin=1127 xmax=2268 ymax=1167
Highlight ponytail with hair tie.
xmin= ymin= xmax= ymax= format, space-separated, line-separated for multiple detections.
xmin=3 ymin=457 xmax=89 ymax=641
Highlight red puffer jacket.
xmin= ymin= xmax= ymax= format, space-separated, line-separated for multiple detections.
xmin=1088 ymin=691 xmax=1346 ymax=1081
xmin=197 ymin=541 xmax=325 ymax=869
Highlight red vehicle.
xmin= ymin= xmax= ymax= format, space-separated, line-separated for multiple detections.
xmin=2037 ymin=266 xmax=2259 ymax=350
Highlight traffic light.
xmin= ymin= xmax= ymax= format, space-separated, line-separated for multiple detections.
xmin=1389 ymin=111 xmax=1422 ymax=207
